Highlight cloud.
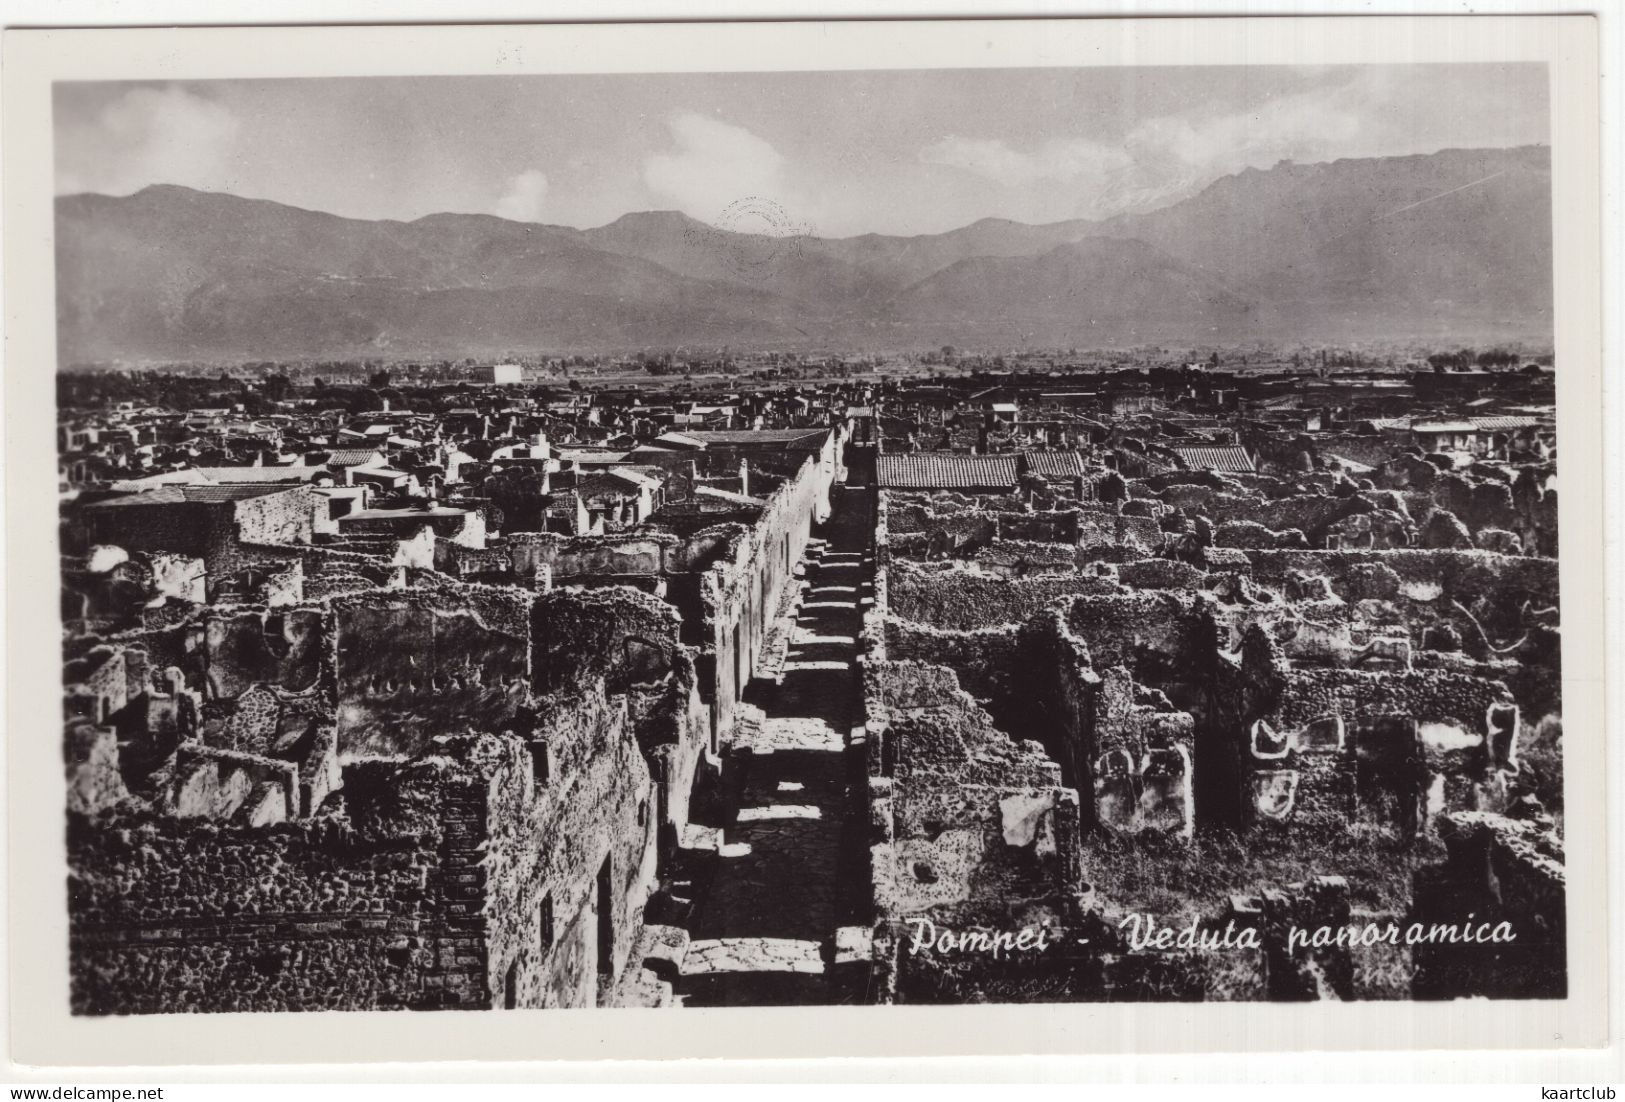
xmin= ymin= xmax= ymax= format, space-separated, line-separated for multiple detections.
xmin=494 ymin=169 xmax=549 ymax=221
xmin=919 ymin=74 xmax=1376 ymax=219
xmin=1126 ymin=85 xmax=1364 ymax=174
xmin=920 ymin=135 xmax=1129 ymax=187
xmin=1095 ymin=82 xmax=1368 ymax=212
xmin=643 ymin=113 xmax=787 ymax=223
xmin=56 ymin=86 xmax=241 ymax=195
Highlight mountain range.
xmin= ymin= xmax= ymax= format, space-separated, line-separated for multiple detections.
xmin=54 ymin=145 xmax=1553 ymax=363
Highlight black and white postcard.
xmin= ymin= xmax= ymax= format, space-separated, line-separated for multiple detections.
xmin=2 ymin=13 xmax=1609 ymax=1067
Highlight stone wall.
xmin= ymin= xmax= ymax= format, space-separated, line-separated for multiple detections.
xmin=471 ymin=693 xmax=661 ymax=1009
xmin=1409 ymin=811 xmax=1566 ymax=999
xmin=532 ymin=585 xmax=712 ymax=867
xmin=203 ymin=607 xmax=328 ymax=699
xmin=881 ymin=618 xmax=1022 ymax=702
xmin=700 ymin=450 xmax=831 ymax=746
xmin=234 ymin=487 xmax=317 ymax=549
xmin=330 ymin=586 xmax=531 ymax=761
xmin=862 ymin=657 xmax=1087 ymax=1001
xmin=68 ymin=693 xmax=667 ymax=1015
xmin=1075 ymin=511 xmax=1164 ymax=558
xmin=67 ymin=761 xmax=472 ymax=1013
xmin=1219 ymin=628 xmax=1520 ymax=836
xmin=886 ymin=561 xmax=1121 ymax=630
xmin=1061 ymin=592 xmax=1200 ymax=677
xmin=1242 ymin=549 xmax=1558 ymax=631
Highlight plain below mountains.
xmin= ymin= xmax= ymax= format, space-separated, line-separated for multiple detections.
xmin=54 ymin=145 xmax=1553 ymax=363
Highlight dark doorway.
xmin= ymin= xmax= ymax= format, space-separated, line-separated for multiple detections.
xmin=596 ymin=857 xmax=614 ymax=977
xmin=504 ymin=960 xmax=518 ymax=1009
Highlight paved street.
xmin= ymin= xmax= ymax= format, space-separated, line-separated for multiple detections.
xmin=675 ymin=479 xmax=875 ymax=1006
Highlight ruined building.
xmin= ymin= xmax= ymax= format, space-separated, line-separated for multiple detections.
xmin=63 ymin=430 xmax=845 ymax=1012
xmin=861 ymin=421 xmax=1565 ymax=1001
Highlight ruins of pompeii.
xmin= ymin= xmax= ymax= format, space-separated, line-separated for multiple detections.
xmin=59 ymin=347 xmax=1566 ymax=1011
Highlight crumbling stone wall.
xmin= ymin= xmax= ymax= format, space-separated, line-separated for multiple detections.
xmin=509 ymin=532 xmax=674 ymax=583
xmin=971 ymin=539 xmax=1087 ymax=577
xmin=332 ymin=585 xmax=532 ymax=760
xmin=532 ymin=585 xmax=711 ymax=864
xmin=472 ymin=694 xmax=661 ymax=1009
xmin=204 ymin=607 xmax=328 ymax=699
xmin=887 ymin=561 xmax=1120 ymax=630
xmin=1409 ymin=811 xmax=1565 ymax=999
xmin=1076 ymin=511 xmax=1163 ymax=558
xmin=881 ymin=618 xmax=1022 ymax=702
xmin=1241 ymin=549 xmax=1560 ymax=659
xmin=1015 ymin=613 xmax=1195 ymax=838
xmin=1061 ymin=592 xmax=1200 ymax=677
xmin=999 ymin=510 xmax=1080 ymax=545
xmin=883 ymin=499 xmax=1000 ymax=556
xmin=1242 ymin=550 xmax=1557 ymax=618
xmin=67 ymin=760 xmax=475 ymax=1013
xmin=1177 ymin=490 xmax=1366 ymax=539
xmin=234 ymin=487 xmax=316 ymax=549
xmin=1226 ymin=643 xmax=1518 ymax=835
xmin=241 ymin=543 xmax=394 ymax=600
xmin=65 ymin=722 xmax=129 ymax=815
xmin=68 ymin=578 xmax=703 ymax=1014
xmin=699 ymin=452 xmax=828 ymax=745
xmin=862 ymin=657 xmax=1086 ymax=1001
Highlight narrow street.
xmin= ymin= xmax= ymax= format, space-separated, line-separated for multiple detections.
xmin=674 ymin=477 xmax=875 ymax=1006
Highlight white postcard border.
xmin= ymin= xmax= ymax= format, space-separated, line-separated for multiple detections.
xmin=2 ymin=13 xmax=1608 ymax=1067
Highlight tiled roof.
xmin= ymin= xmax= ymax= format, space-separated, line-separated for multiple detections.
xmin=86 ymin=484 xmax=292 ymax=508
xmin=1412 ymin=421 xmax=1477 ymax=433
xmin=324 ymin=448 xmax=381 ymax=467
xmin=679 ymin=429 xmax=827 ymax=447
xmin=1469 ymin=416 xmax=1542 ymax=432
xmin=877 ymin=453 xmax=1019 ymax=490
xmin=1169 ymin=446 xmax=1257 ymax=474
xmin=1018 ymin=451 xmax=1086 ymax=479
xmin=178 ymin=484 xmax=297 ymax=503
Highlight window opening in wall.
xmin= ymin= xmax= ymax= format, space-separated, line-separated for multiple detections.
xmin=539 ymin=894 xmax=554 ymax=952
xmin=528 ymin=741 xmax=550 ymax=785
xmin=504 ymin=961 xmax=518 ymax=1009
xmin=261 ymin=612 xmax=290 ymax=657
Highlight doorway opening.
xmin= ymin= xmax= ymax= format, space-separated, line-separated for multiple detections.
xmin=596 ymin=857 xmax=614 ymax=978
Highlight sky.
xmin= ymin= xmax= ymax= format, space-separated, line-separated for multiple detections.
xmin=53 ymin=64 xmax=1549 ymax=238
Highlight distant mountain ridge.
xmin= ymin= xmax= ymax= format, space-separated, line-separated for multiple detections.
xmin=54 ymin=145 xmax=1552 ymax=363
